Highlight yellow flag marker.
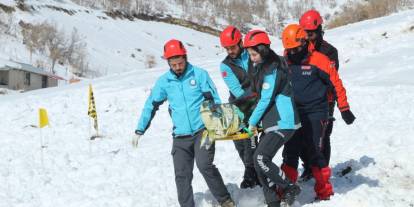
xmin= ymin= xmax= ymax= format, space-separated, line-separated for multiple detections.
xmin=88 ymin=84 xmax=98 ymax=132
xmin=39 ymin=108 xmax=49 ymax=128
xmin=38 ymin=108 xmax=49 ymax=167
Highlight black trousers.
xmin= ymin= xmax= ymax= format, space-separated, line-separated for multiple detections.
xmin=297 ymin=104 xmax=334 ymax=169
xmin=233 ymin=136 xmax=257 ymax=169
xmin=253 ymin=130 xmax=294 ymax=204
xmin=283 ymin=116 xmax=329 ymax=170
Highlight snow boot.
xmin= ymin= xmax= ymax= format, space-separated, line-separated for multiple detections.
xmin=220 ymin=198 xmax=236 ymax=207
xmin=240 ymin=167 xmax=260 ymax=188
xmin=267 ymin=201 xmax=281 ymax=207
xmin=312 ymin=166 xmax=334 ymax=200
xmin=280 ymin=183 xmax=301 ymax=206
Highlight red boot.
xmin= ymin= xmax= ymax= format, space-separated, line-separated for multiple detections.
xmin=312 ymin=166 xmax=334 ymax=200
xmin=281 ymin=164 xmax=298 ymax=183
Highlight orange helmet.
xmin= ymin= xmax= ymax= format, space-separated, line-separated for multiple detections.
xmin=243 ymin=30 xmax=271 ymax=48
xmin=282 ymin=24 xmax=307 ymax=49
xmin=300 ymin=9 xmax=323 ymax=30
xmin=220 ymin=26 xmax=242 ymax=47
xmin=163 ymin=39 xmax=187 ymax=59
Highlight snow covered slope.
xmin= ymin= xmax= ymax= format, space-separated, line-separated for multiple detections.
xmin=0 ymin=0 xmax=222 ymax=77
xmin=1 ymin=9 xmax=414 ymax=207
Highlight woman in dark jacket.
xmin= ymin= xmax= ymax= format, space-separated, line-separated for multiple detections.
xmin=243 ymin=30 xmax=301 ymax=207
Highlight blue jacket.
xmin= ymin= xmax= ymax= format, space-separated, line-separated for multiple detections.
xmin=220 ymin=49 xmax=250 ymax=99
xmin=248 ymin=52 xmax=301 ymax=132
xmin=136 ymin=63 xmax=221 ymax=137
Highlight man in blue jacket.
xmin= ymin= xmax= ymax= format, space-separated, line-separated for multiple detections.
xmin=133 ymin=39 xmax=235 ymax=207
xmin=219 ymin=26 xmax=259 ymax=189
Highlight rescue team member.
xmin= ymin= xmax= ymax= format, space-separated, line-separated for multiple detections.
xmin=219 ymin=25 xmax=260 ymax=189
xmin=244 ymin=29 xmax=301 ymax=207
xmin=133 ymin=39 xmax=236 ymax=207
xmin=281 ymin=24 xmax=355 ymax=200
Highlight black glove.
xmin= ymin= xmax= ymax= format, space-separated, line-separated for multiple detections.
xmin=341 ymin=110 xmax=355 ymax=125
xmin=232 ymin=89 xmax=257 ymax=105
xmin=207 ymin=100 xmax=222 ymax=117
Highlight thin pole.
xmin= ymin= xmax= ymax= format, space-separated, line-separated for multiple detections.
xmin=40 ymin=128 xmax=44 ymax=168
xmin=89 ymin=118 xmax=92 ymax=156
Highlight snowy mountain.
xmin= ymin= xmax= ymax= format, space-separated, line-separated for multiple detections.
xmin=1 ymin=0 xmax=411 ymax=79
xmin=71 ymin=0 xmax=356 ymax=34
xmin=1 ymin=5 xmax=414 ymax=206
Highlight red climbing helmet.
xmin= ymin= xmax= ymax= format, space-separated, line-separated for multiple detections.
xmin=243 ymin=30 xmax=271 ymax=48
xmin=163 ymin=39 xmax=187 ymax=59
xmin=220 ymin=25 xmax=242 ymax=47
xmin=299 ymin=9 xmax=323 ymax=30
